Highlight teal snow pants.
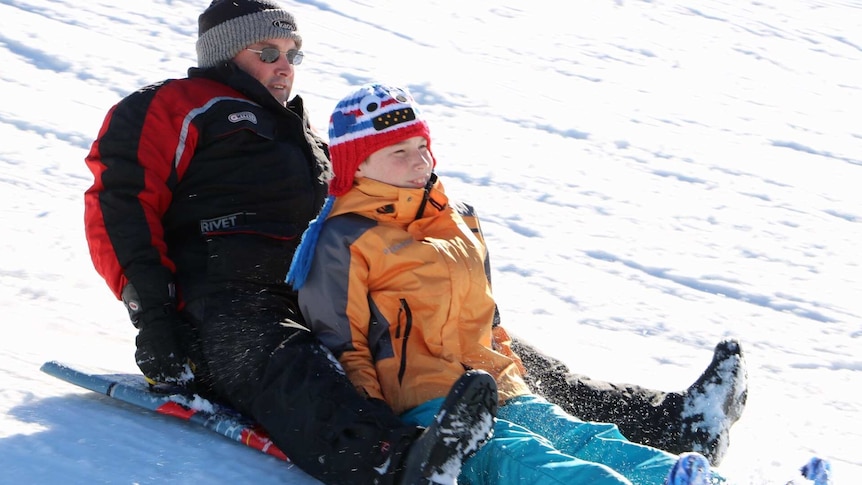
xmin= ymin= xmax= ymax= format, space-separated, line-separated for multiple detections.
xmin=401 ymin=394 xmax=679 ymax=485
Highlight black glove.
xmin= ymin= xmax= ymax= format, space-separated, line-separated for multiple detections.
xmin=122 ymin=281 xmax=194 ymax=386
xmin=134 ymin=307 xmax=194 ymax=385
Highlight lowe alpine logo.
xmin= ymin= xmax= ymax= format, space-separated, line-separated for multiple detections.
xmin=272 ymin=20 xmax=295 ymax=30
xmin=228 ymin=111 xmax=257 ymax=124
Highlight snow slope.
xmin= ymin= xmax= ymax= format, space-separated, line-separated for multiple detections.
xmin=1 ymin=0 xmax=859 ymax=483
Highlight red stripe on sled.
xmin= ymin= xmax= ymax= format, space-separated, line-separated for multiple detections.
xmin=156 ymin=401 xmax=197 ymax=420
xmin=242 ymin=426 xmax=288 ymax=461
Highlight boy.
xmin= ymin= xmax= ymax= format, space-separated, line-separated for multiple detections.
xmin=287 ymin=83 xmax=720 ymax=484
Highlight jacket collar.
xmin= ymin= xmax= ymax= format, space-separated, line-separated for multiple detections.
xmin=188 ymin=62 xmax=304 ymax=115
xmin=330 ymin=177 xmax=448 ymax=224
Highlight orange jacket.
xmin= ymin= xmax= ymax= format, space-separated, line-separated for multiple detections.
xmin=298 ymin=177 xmax=530 ymax=414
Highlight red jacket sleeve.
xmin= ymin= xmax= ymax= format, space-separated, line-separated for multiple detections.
xmin=83 ymin=81 xmax=198 ymax=300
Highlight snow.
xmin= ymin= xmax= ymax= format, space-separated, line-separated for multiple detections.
xmin=1 ymin=0 xmax=859 ymax=483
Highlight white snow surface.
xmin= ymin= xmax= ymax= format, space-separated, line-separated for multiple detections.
xmin=1 ymin=0 xmax=860 ymax=483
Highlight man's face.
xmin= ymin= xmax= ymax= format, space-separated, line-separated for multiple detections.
xmin=232 ymin=38 xmax=299 ymax=105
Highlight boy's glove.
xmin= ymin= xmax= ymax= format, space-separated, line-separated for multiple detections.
xmin=122 ymin=281 xmax=194 ymax=386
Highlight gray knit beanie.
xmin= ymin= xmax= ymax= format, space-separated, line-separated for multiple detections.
xmin=196 ymin=0 xmax=303 ymax=68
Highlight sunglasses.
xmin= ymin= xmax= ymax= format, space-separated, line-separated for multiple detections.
xmin=246 ymin=47 xmax=304 ymax=65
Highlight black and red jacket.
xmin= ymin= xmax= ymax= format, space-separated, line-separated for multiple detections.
xmin=84 ymin=63 xmax=330 ymax=307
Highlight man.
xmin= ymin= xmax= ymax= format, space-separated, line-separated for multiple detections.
xmin=83 ymin=1 xmax=746 ymax=481
xmin=84 ymin=1 xmax=497 ymax=484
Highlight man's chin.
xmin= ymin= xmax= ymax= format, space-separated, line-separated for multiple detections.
xmin=270 ymin=89 xmax=291 ymax=105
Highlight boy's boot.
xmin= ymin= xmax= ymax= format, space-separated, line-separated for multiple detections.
xmin=399 ymin=370 xmax=498 ymax=485
xmin=665 ymin=452 xmax=712 ymax=485
xmin=801 ymin=457 xmax=832 ymax=485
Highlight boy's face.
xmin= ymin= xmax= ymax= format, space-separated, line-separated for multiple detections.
xmin=356 ymin=136 xmax=433 ymax=189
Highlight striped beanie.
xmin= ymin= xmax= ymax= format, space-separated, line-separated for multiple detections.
xmin=327 ymin=83 xmax=435 ymax=196
xmin=196 ymin=0 xmax=302 ymax=69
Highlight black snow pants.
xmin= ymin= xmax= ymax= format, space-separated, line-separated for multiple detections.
xmin=511 ymin=338 xmax=686 ymax=454
xmin=180 ymin=234 xmax=420 ymax=485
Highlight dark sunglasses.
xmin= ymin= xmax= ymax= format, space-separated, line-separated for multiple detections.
xmin=245 ymin=47 xmax=304 ymax=65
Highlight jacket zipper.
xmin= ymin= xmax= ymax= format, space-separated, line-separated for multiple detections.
xmin=397 ymin=298 xmax=412 ymax=386
xmin=414 ymin=173 xmax=438 ymax=219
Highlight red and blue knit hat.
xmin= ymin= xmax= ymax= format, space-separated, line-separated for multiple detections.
xmin=327 ymin=83 xmax=436 ymax=196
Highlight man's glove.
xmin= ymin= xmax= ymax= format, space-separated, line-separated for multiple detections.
xmin=134 ymin=308 xmax=194 ymax=385
xmin=122 ymin=282 xmax=194 ymax=386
